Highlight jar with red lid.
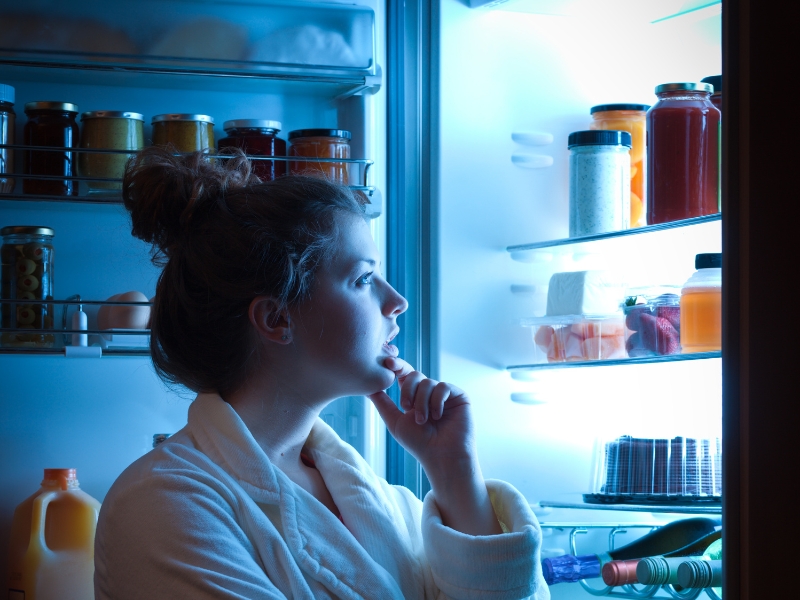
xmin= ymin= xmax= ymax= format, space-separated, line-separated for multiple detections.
xmin=646 ymin=83 xmax=720 ymax=225
xmin=218 ymin=119 xmax=286 ymax=181
xmin=288 ymin=129 xmax=351 ymax=184
xmin=23 ymin=101 xmax=80 ymax=196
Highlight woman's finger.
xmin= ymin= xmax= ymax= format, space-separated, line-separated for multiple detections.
xmin=399 ymin=370 xmax=426 ymax=412
xmin=412 ymin=378 xmax=438 ymax=424
xmin=383 ymin=356 xmax=417 ymax=385
xmin=430 ymin=382 xmax=451 ymax=420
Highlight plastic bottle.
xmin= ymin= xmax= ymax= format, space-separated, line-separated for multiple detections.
xmin=7 ymin=468 xmax=101 ymax=600
xmin=680 ymin=253 xmax=722 ymax=353
xmin=542 ymin=516 xmax=720 ymax=585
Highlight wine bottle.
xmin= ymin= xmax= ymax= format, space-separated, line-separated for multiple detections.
xmin=601 ymin=529 xmax=721 ymax=587
xmin=542 ymin=517 xmax=720 ymax=585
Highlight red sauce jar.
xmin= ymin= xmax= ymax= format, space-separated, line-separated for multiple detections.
xmin=217 ymin=119 xmax=286 ymax=181
xmin=646 ymin=83 xmax=720 ymax=225
xmin=288 ymin=129 xmax=351 ymax=184
xmin=701 ymin=75 xmax=722 ymax=112
xmin=23 ymin=101 xmax=80 ymax=196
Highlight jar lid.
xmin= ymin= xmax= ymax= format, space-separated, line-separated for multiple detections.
xmin=590 ymin=103 xmax=651 ymax=114
xmin=223 ymin=119 xmax=282 ymax=132
xmin=701 ymin=75 xmax=722 ymax=94
xmin=152 ymin=113 xmax=215 ymax=124
xmin=655 ymin=82 xmax=713 ymax=94
xmin=0 ymin=83 xmax=14 ymax=104
xmin=288 ymin=129 xmax=351 ymax=140
xmin=696 ymin=253 xmax=721 ymax=269
xmin=568 ymin=130 xmax=632 ymax=148
xmin=81 ymin=111 xmax=145 ymax=121
xmin=1 ymin=225 xmax=55 ymax=237
xmin=24 ymin=101 xmax=79 ymax=113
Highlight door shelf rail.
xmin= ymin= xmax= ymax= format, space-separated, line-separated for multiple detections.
xmin=508 ymin=351 xmax=721 ymax=374
xmin=538 ymin=523 xmax=721 ymax=599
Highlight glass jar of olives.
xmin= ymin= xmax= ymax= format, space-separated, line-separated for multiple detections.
xmin=1 ymin=226 xmax=55 ymax=348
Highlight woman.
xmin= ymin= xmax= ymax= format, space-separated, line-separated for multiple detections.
xmin=94 ymin=147 xmax=549 ymax=600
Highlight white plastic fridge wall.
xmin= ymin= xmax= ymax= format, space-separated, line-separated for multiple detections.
xmin=436 ymin=1 xmax=721 ymax=596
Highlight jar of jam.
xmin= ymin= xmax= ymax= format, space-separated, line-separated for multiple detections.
xmin=1 ymin=83 xmax=15 ymax=194
xmin=78 ymin=111 xmax=145 ymax=194
xmin=646 ymin=83 xmax=720 ymax=225
xmin=218 ymin=119 xmax=286 ymax=181
xmin=152 ymin=114 xmax=215 ymax=153
xmin=1 ymin=226 xmax=55 ymax=348
xmin=288 ymin=129 xmax=351 ymax=184
xmin=23 ymin=101 xmax=80 ymax=197
xmin=590 ymin=104 xmax=649 ymax=228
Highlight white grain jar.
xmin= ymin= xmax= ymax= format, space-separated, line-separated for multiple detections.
xmin=568 ymin=130 xmax=631 ymax=237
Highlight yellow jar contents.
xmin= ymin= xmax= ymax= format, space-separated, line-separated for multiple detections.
xmin=78 ymin=111 xmax=144 ymax=193
xmin=152 ymin=113 xmax=215 ymax=153
xmin=590 ymin=104 xmax=649 ymax=228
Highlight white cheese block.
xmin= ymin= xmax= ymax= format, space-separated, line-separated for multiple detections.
xmin=545 ymin=271 xmax=624 ymax=316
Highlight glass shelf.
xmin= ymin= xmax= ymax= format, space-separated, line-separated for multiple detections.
xmin=540 ymin=499 xmax=721 ymax=516
xmin=508 ymin=351 xmax=720 ymax=374
xmin=507 ymin=213 xmax=720 ymax=257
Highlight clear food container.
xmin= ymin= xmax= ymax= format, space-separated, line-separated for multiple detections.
xmin=623 ymin=290 xmax=682 ymax=357
xmin=587 ymin=434 xmax=722 ymax=505
xmin=524 ymin=314 xmax=625 ymax=363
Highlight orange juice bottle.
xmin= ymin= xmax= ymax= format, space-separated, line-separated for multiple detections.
xmin=680 ymin=253 xmax=722 ymax=352
xmin=590 ymin=104 xmax=650 ymax=228
xmin=7 ymin=469 xmax=101 ymax=600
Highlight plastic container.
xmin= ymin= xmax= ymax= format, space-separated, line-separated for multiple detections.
xmin=646 ymin=83 xmax=720 ymax=225
xmin=218 ymin=119 xmax=287 ymax=181
xmin=78 ymin=111 xmax=144 ymax=193
xmin=590 ymin=104 xmax=650 ymax=228
xmin=568 ymin=130 xmax=631 ymax=237
xmin=0 ymin=83 xmax=15 ymax=193
xmin=525 ymin=314 xmax=626 ymax=363
xmin=152 ymin=113 xmax=215 ymax=153
xmin=7 ymin=468 xmax=101 ymax=600
xmin=22 ymin=101 xmax=80 ymax=196
xmin=680 ymin=253 xmax=722 ymax=353
xmin=623 ymin=290 xmax=682 ymax=357
xmin=288 ymin=128 xmax=351 ymax=183
xmin=1 ymin=226 xmax=55 ymax=348
xmin=586 ymin=434 xmax=722 ymax=505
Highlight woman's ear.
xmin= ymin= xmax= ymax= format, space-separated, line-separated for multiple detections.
xmin=249 ymin=297 xmax=292 ymax=344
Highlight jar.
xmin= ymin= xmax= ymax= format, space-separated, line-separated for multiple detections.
xmin=288 ymin=129 xmax=351 ymax=184
xmin=218 ymin=119 xmax=286 ymax=181
xmin=1 ymin=226 xmax=55 ymax=348
xmin=78 ymin=111 xmax=144 ymax=194
xmin=680 ymin=253 xmax=721 ymax=353
xmin=701 ymin=75 xmax=722 ymax=112
xmin=152 ymin=114 xmax=215 ymax=153
xmin=0 ymin=83 xmax=15 ymax=194
xmin=646 ymin=83 xmax=720 ymax=225
xmin=568 ymin=130 xmax=631 ymax=237
xmin=590 ymin=103 xmax=650 ymax=228
xmin=23 ymin=101 xmax=80 ymax=196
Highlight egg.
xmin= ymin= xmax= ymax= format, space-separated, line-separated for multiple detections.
xmin=97 ymin=291 xmax=151 ymax=330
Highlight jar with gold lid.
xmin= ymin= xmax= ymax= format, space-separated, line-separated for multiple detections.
xmin=23 ymin=101 xmax=80 ymax=196
xmin=152 ymin=113 xmax=215 ymax=153
xmin=78 ymin=111 xmax=144 ymax=194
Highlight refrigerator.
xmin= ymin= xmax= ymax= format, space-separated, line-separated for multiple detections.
xmin=0 ymin=0 xmax=794 ymax=598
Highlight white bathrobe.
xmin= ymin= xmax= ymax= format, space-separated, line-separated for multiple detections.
xmin=94 ymin=393 xmax=550 ymax=600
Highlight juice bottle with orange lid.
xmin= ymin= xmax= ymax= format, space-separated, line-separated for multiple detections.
xmin=680 ymin=253 xmax=722 ymax=353
xmin=590 ymin=104 xmax=650 ymax=228
xmin=7 ymin=468 xmax=101 ymax=600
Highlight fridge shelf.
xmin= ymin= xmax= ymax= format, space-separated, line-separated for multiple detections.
xmin=537 ymin=522 xmax=722 ymax=599
xmin=507 ymin=214 xmax=721 ymax=260
xmin=538 ymin=499 xmax=721 ymax=516
xmin=508 ymin=351 xmax=721 ymax=374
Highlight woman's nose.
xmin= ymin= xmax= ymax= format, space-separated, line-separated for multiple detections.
xmin=384 ymin=282 xmax=408 ymax=317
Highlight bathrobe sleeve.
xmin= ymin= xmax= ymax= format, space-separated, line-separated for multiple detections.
xmin=418 ymin=479 xmax=550 ymax=600
xmin=94 ymin=468 xmax=288 ymax=600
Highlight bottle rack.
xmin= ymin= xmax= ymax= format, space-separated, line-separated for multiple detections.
xmin=540 ymin=522 xmax=722 ymax=599
xmin=0 ymin=144 xmax=376 ymax=204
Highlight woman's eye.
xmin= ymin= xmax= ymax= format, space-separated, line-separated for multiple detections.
xmin=357 ymin=272 xmax=373 ymax=285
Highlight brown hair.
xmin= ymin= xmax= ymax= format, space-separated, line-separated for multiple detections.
xmin=123 ymin=146 xmax=364 ymax=395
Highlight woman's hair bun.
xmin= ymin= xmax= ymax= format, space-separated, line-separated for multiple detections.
xmin=122 ymin=145 xmax=258 ymax=256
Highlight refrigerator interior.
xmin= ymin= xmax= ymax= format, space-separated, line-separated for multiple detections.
xmin=0 ymin=0 xmax=387 ymax=589
xmin=436 ymin=0 xmax=722 ymax=597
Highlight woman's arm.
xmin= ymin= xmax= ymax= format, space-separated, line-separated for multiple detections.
xmin=368 ymin=357 xmax=502 ymax=536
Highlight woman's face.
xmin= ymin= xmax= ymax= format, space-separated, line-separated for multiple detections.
xmin=289 ymin=212 xmax=408 ymax=398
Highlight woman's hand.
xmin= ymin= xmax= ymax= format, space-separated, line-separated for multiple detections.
xmin=368 ymin=357 xmax=502 ymax=536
